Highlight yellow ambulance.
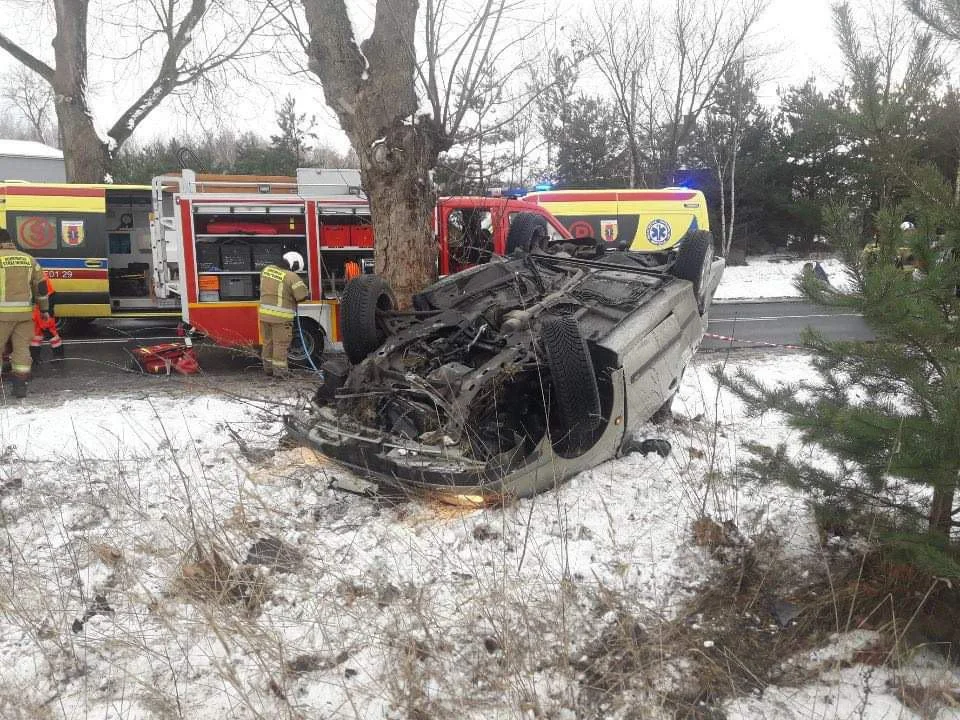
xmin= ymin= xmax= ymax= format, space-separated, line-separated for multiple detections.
xmin=523 ymin=188 xmax=710 ymax=252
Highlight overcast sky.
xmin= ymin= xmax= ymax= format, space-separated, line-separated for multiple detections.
xmin=0 ymin=0 xmax=851 ymax=153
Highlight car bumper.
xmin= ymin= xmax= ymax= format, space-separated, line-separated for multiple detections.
xmin=285 ymin=368 xmax=630 ymax=504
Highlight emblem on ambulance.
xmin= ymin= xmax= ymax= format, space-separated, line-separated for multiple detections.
xmin=646 ymin=219 xmax=671 ymax=246
xmin=600 ymin=219 xmax=618 ymax=242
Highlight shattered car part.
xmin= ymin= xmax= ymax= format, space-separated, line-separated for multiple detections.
xmin=287 ymin=228 xmax=724 ymax=502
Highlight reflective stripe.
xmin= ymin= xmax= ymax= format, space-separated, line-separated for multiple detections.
xmin=262 ymin=266 xmax=286 ymax=282
xmin=259 ymin=304 xmax=295 ymax=319
xmin=0 ymin=255 xmax=32 ymax=267
xmin=11 ymin=363 xmax=30 ymax=374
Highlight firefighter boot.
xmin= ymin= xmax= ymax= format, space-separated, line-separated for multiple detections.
xmin=11 ymin=376 xmax=26 ymax=399
xmin=29 ymin=346 xmax=42 ymax=374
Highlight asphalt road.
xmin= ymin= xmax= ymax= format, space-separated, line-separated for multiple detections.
xmin=702 ymin=299 xmax=873 ymax=351
xmin=14 ymin=299 xmax=874 ymax=396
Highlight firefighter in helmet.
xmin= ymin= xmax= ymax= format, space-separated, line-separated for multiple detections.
xmin=258 ymin=251 xmax=309 ymax=377
xmin=0 ymin=227 xmax=48 ymax=398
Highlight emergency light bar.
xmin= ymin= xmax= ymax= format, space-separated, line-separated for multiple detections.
xmin=488 ymin=186 xmax=528 ymax=198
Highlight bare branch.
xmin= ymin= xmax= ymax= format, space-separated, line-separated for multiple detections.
xmin=0 ymin=32 xmax=55 ymax=83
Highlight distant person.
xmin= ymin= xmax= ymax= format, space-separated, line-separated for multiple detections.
xmin=258 ymin=251 xmax=309 ymax=378
xmin=802 ymin=261 xmax=831 ymax=287
xmin=813 ymin=261 xmax=830 ymax=285
xmin=0 ymin=227 xmax=48 ymax=398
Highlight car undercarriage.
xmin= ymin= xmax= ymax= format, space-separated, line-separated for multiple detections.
xmin=286 ymin=224 xmax=724 ymax=503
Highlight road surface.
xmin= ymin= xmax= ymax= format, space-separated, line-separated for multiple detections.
xmin=10 ymin=300 xmax=874 ymax=397
xmin=703 ymin=299 xmax=873 ymax=351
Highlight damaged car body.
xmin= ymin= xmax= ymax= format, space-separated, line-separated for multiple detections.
xmin=286 ymin=216 xmax=725 ymax=502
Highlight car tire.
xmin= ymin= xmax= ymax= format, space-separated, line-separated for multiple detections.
xmin=506 ymin=212 xmax=548 ymax=255
xmin=541 ymin=316 xmax=601 ymax=453
xmin=288 ymin=317 xmax=325 ymax=368
xmin=671 ymin=230 xmax=714 ymax=313
xmin=341 ymin=275 xmax=396 ymax=364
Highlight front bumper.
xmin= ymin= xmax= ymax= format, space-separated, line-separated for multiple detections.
xmin=285 ymin=368 xmax=630 ymax=503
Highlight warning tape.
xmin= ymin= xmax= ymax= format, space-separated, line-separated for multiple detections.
xmin=703 ymin=332 xmax=807 ymax=351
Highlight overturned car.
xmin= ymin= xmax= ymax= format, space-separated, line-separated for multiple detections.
xmin=287 ymin=216 xmax=724 ymax=502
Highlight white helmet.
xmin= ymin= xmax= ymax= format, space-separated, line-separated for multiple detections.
xmin=283 ymin=251 xmax=304 ymax=272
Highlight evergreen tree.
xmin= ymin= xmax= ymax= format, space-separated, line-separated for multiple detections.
xmin=718 ymin=164 xmax=960 ymax=575
xmin=270 ymin=95 xmax=317 ymax=175
xmin=775 ymin=80 xmax=855 ymax=253
xmin=553 ymin=95 xmax=627 ymax=188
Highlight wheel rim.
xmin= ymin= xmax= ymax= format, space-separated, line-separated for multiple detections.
xmin=289 ymin=327 xmax=315 ymax=362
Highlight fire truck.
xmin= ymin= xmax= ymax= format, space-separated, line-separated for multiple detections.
xmin=151 ymin=168 xmax=570 ymax=364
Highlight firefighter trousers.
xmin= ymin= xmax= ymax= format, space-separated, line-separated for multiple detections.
xmin=259 ymin=318 xmax=292 ymax=375
xmin=0 ymin=320 xmax=33 ymax=378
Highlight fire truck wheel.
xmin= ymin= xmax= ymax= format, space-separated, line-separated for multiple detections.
xmin=289 ymin=318 xmax=325 ymax=368
xmin=506 ymin=212 xmax=549 ymax=255
xmin=341 ymin=275 xmax=396 ymax=364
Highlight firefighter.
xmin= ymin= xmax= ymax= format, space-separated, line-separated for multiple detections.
xmin=0 ymin=228 xmax=47 ymax=398
xmin=31 ymin=270 xmax=63 ymax=368
xmin=258 ymin=251 xmax=309 ymax=377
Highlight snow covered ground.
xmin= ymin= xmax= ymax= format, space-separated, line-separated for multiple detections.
xmin=0 ymin=256 xmax=957 ymax=719
xmin=715 ymin=256 xmax=852 ymax=300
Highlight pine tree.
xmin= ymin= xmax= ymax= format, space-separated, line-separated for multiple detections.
xmin=270 ymin=95 xmax=317 ymax=175
xmin=718 ymin=165 xmax=960 ymax=576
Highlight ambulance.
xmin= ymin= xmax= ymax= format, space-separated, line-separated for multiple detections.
xmin=523 ymin=187 xmax=710 ymax=253
xmin=0 ymin=181 xmax=178 ymax=324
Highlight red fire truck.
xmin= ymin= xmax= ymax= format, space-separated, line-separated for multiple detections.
xmin=151 ymin=169 xmax=570 ymax=364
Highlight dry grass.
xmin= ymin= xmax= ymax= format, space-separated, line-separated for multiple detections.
xmin=1 ymin=359 xmax=958 ymax=719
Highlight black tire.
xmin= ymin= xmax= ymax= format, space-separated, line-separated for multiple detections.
xmin=671 ymin=230 xmax=714 ymax=314
xmin=506 ymin=212 xmax=548 ymax=255
xmin=288 ymin=317 xmax=325 ymax=368
xmin=541 ymin=316 xmax=601 ymax=453
xmin=341 ymin=275 xmax=396 ymax=364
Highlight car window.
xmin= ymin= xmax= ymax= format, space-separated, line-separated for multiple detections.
xmin=448 ymin=208 xmax=494 ymax=265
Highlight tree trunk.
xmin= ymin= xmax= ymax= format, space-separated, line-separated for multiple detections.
xmin=303 ymin=0 xmax=447 ymax=306
xmin=362 ymin=121 xmax=440 ymax=304
xmin=929 ymin=482 xmax=955 ymax=539
xmin=52 ymin=0 xmax=110 ymax=182
xmin=725 ymin=132 xmax=739 ymax=258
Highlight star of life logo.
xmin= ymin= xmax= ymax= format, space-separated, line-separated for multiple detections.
xmin=646 ymin=219 xmax=671 ymax=246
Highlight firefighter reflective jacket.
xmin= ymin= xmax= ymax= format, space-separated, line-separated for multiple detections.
xmin=0 ymin=244 xmax=47 ymax=322
xmin=259 ymin=264 xmax=308 ymax=322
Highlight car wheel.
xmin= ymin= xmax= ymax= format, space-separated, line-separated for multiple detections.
xmin=671 ymin=230 xmax=714 ymax=313
xmin=506 ymin=212 xmax=548 ymax=255
xmin=541 ymin=316 xmax=601 ymax=453
xmin=288 ymin=317 xmax=325 ymax=368
xmin=341 ymin=275 xmax=396 ymax=364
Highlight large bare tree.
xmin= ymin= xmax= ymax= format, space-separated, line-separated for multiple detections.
xmin=588 ymin=0 xmax=768 ymax=187
xmin=0 ymin=0 xmax=275 ymax=182
xmin=283 ymin=0 xmax=536 ymax=303
xmin=2 ymin=65 xmax=56 ymax=145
